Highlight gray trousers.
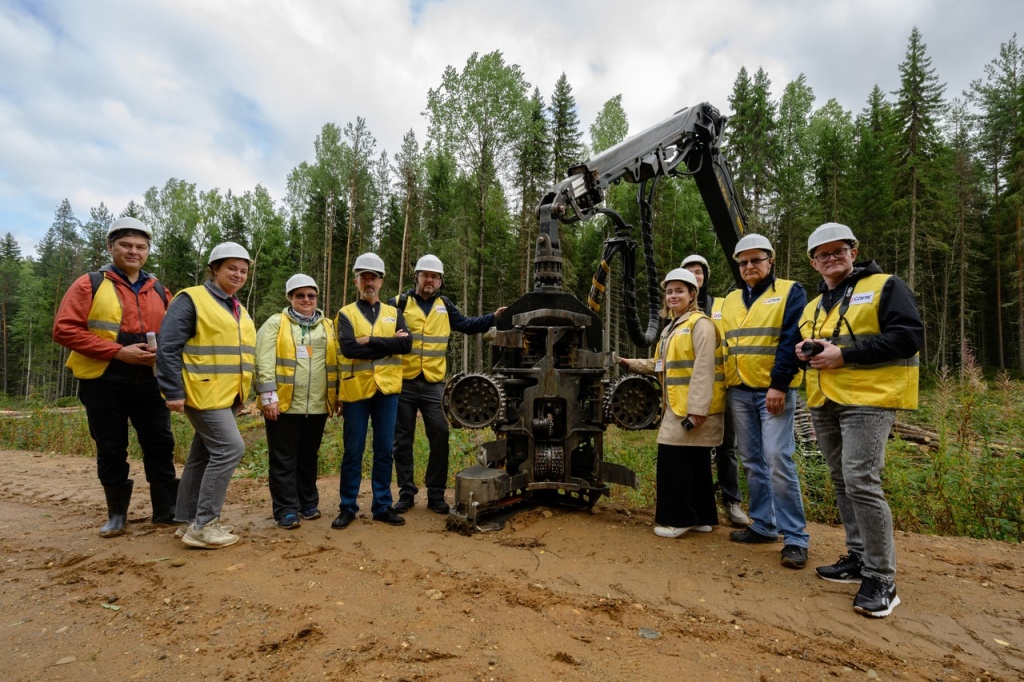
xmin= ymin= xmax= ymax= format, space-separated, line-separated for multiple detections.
xmin=175 ymin=404 xmax=245 ymax=529
xmin=811 ymin=401 xmax=897 ymax=582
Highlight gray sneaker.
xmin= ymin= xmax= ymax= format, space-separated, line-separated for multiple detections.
xmin=175 ymin=521 xmax=233 ymax=538
xmin=181 ymin=519 xmax=239 ymax=549
xmin=726 ymin=502 xmax=751 ymax=527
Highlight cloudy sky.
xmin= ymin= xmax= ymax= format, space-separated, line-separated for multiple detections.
xmin=1 ymin=0 xmax=1021 ymax=256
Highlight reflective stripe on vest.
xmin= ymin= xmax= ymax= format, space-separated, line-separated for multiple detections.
xmin=270 ymin=313 xmax=339 ymax=413
xmin=661 ymin=312 xmax=727 ymax=417
xmin=721 ymin=279 xmax=803 ymax=389
xmin=338 ymin=301 xmax=403 ymax=401
xmin=402 ymin=296 xmax=451 ymax=382
xmin=66 ymin=277 xmax=122 ymax=379
xmin=800 ymin=273 xmax=919 ymax=409
xmin=180 ymin=286 xmax=256 ymax=410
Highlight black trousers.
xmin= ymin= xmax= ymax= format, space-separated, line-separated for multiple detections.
xmin=655 ymin=443 xmax=719 ymax=528
xmin=714 ymin=406 xmax=742 ymax=504
xmin=78 ymin=378 xmax=176 ymax=487
xmin=265 ymin=412 xmax=328 ymax=519
xmin=392 ymin=376 xmax=449 ymax=501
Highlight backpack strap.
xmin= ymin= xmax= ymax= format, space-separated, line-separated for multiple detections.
xmin=89 ymin=270 xmax=170 ymax=308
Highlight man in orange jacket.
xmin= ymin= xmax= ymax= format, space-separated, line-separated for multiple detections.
xmin=53 ymin=217 xmax=176 ymax=538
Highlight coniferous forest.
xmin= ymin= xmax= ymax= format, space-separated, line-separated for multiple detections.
xmin=6 ymin=28 xmax=1024 ymax=403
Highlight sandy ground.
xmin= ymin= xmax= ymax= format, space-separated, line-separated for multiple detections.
xmin=0 ymin=449 xmax=1021 ymax=682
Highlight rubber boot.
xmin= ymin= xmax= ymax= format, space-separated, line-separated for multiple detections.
xmin=150 ymin=478 xmax=179 ymax=524
xmin=99 ymin=480 xmax=134 ymax=538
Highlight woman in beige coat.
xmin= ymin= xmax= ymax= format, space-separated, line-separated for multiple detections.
xmin=620 ymin=268 xmax=725 ymax=538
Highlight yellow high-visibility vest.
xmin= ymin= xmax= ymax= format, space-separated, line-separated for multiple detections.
xmin=180 ymin=286 xmax=256 ymax=410
xmin=66 ymin=278 xmax=122 ymax=379
xmin=801 ymin=273 xmax=919 ymax=409
xmin=401 ymin=295 xmax=451 ymax=382
xmin=661 ymin=312 xmax=727 ymax=417
xmin=271 ymin=313 xmax=339 ymax=413
xmin=337 ymin=301 xmax=403 ymax=401
xmin=721 ymin=279 xmax=803 ymax=389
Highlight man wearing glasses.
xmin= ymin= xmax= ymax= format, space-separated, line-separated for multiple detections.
xmin=389 ymin=255 xmax=506 ymax=515
xmin=332 ymin=253 xmax=412 ymax=529
xmin=720 ymin=233 xmax=810 ymax=570
xmin=797 ymin=223 xmax=922 ymax=618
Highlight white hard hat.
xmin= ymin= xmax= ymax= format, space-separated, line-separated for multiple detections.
xmin=733 ymin=233 xmax=774 ymax=260
xmin=107 ymin=216 xmax=152 ymax=240
xmin=208 ymin=241 xmax=252 ymax=265
xmin=414 ymin=254 xmax=444 ymax=276
xmin=807 ymin=222 xmax=859 ymax=257
xmin=285 ymin=273 xmax=318 ymax=296
xmin=680 ymin=254 xmax=709 ymax=279
xmin=353 ymin=252 xmax=385 ymax=276
xmin=661 ymin=267 xmax=699 ymax=290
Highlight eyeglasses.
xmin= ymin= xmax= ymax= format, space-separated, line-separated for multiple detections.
xmin=737 ymin=257 xmax=770 ymax=268
xmin=292 ymin=293 xmax=317 ymax=300
xmin=812 ymin=247 xmax=850 ymax=263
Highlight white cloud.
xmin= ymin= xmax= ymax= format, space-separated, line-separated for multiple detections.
xmin=1 ymin=0 xmax=1021 ymax=255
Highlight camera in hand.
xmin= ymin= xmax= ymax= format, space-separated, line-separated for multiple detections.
xmin=682 ymin=417 xmax=695 ymax=431
xmin=801 ymin=340 xmax=825 ymax=357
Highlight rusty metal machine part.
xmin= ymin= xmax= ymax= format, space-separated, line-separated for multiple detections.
xmin=442 ymin=373 xmax=505 ymax=429
xmin=605 ymin=374 xmax=663 ymax=430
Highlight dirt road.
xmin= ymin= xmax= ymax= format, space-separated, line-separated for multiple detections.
xmin=1 ymin=449 xmax=1021 ymax=681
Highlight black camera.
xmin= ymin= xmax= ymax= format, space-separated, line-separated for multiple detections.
xmin=682 ymin=417 xmax=695 ymax=431
xmin=801 ymin=340 xmax=826 ymax=357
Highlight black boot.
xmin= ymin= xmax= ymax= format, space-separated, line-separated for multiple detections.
xmin=99 ymin=480 xmax=134 ymax=538
xmin=149 ymin=478 xmax=179 ymax=524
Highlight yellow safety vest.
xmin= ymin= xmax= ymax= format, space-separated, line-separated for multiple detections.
xmin=337 ymin=301 xmax=403 ymax=401
xmin=660 ymin=312 xmax=727 ymax=417
xmin=272 ymin=313 xmax=339 ymax=413
xmin=66 ymin=278 xmax=122 ymax=379
xmin=180 ymin=286 xmax=256 ymax=410
xmin=801 ymin=273 xmax=919 ymax=409
xmin=401 ymin=295 xmax=451 ymax=382
xmin=721 ymin=279 xmax=803 ymax=389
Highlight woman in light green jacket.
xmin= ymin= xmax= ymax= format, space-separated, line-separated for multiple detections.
xmin=254 ymin=275 xmax=342 ymax=529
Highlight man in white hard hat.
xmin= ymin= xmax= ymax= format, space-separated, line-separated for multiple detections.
xmin=681 ymin=254 xmax=750 ymax=528
xmin=796 ymin=222 xmax=922 ymax=618
xmin=389 ymin=254 xmax=506 ymax=515
xmin=332 ymin=253 xmax=412 ymax=530
xmin=719 ymin=233 xmax=810 ymax=570
xmin=53 ymin=216 xmax=176 ymax=538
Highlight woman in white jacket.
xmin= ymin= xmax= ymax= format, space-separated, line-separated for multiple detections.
xmin=620 ymin=268 xmax=725 ymax=538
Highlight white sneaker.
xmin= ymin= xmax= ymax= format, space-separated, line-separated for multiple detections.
xmin=692 ymin=525 xmax=713 ymax=533
xmin=726 ymin=503 xmax=751 ymax=527
xmin=175 ymin=521 xmax=233 ymax=538
xmin=654 ymin=525 xmax=694 ymax=538
xmin=182 ymin=519 xmax=239 ymax=548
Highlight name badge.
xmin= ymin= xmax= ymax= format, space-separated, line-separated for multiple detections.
xmin=655 ymin=359 xmax=663 ymax=372
xmin=851 ymin=292 xmax=874 ymax=305
xmin=296 ymin=345 xmax=312 ymax=360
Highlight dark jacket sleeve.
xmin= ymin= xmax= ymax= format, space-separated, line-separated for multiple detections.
xmin=155 ymin=293 xmax=197 ymax=401
xmin=447 ymin=298 xmax=495 ymax=335
xmin=770 ymin=282 xmax=807 ymax=392
xmin=842 ymin=276 xmax=924 ymax=365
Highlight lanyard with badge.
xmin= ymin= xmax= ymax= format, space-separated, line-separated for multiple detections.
xmin=296 ymin=323 xmax=313 ymax=360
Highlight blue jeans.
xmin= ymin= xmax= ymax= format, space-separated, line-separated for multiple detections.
xmin=339 ymin=392 xmax=399 ymax=515
xmin=729 ymin=388 xmax=809 ymax=547
xmin=811 ymin=401 xmax=897 ymax=582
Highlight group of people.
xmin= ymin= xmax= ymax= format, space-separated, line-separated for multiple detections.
xmin=53 ymin=218 xmax=504 ymax=549
xmin=620 ymin=223 xmax=922 ymax=618
xmin=54 ymin=216 xmax=921 ymax=619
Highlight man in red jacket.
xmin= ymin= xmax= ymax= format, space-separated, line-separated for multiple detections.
xmin=53 ymin=217 xmax=176 ymax=537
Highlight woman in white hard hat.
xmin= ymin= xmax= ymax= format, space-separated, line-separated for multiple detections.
xmin=619 ymin=268 xmax=724 ymax=538
xmin=156 ymin=242 xmax=256 ymax=549
xmin=254 ymin=274 xmax=342 ymax=530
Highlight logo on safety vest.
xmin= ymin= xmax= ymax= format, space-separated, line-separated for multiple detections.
xmin=762 ymin=297 xmax=782 ymax=305
xmin=384 ymin=316 xmax=397 ymax=323
xmin=712 ymin=311 xmax=722 ymax=319
xmin=851 ymin=292 xmax=874 ymax=305
xmin=435 ymin=305 xmax=447 ymax=313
